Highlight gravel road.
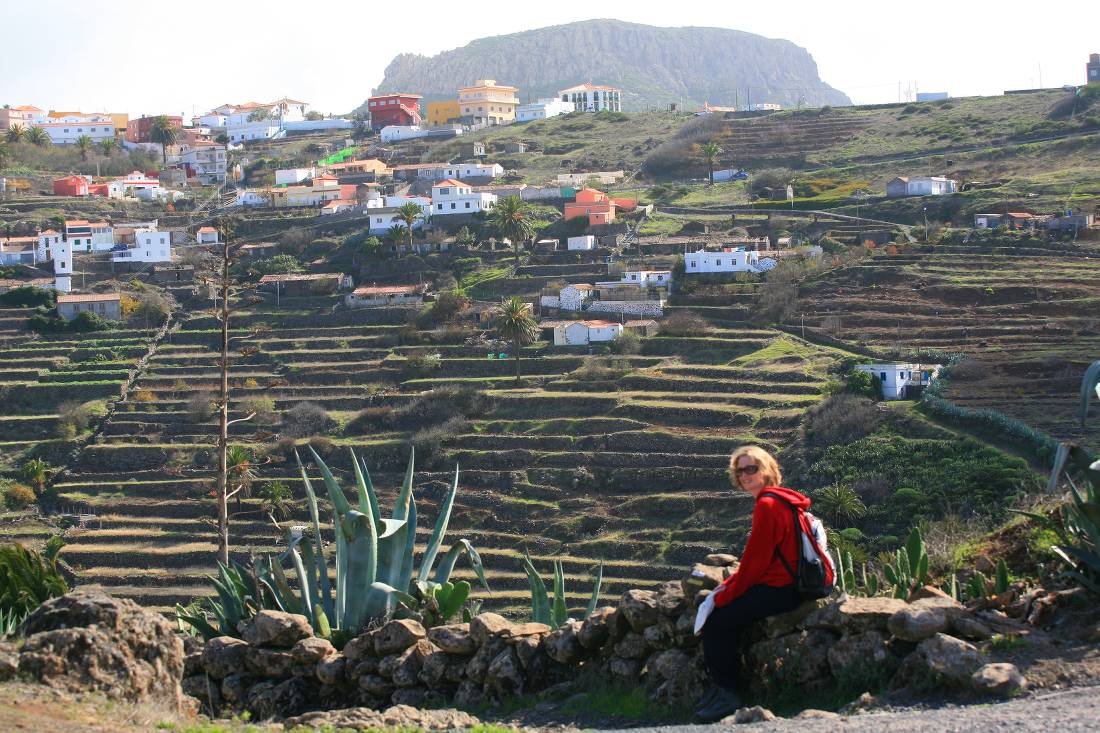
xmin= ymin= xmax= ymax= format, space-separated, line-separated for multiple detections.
xmin=604 ymin=685 xmax=1100 ymax=733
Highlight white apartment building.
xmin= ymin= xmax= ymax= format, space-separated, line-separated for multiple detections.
xmin=173 ymin=143 xmax=228 ymax=184
xmin=430 ymin=179 xmax=497 ymax=216
xmin=35 ymin=115 xmax=117 ymax=145
xmin=384 ymin=195 xmax=433 ymax=218
xmin=558 ymin=84 xmax=622 ymax=112
xmin=517 ymin=98 xmax=575 ymax=121
xmin=684 ymin=248 xmax=762 ymax=274
xmin=64 ymin=220 xmax=115 ymax=252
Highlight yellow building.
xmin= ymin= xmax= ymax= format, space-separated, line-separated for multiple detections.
xmin=48 ymin=110 xmax=129 ymax=136
xmin=458 ymin=80 xmax=519 ymax=126
xmin=426 ymin=100 xmax=461 ymax=128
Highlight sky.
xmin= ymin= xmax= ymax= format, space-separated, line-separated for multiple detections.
xmin=1 ymin=0 xmax=1098 ymax=118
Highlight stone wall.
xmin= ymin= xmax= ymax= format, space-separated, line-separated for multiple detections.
xmin=183 ymin=554 xmax=1029 ymax=721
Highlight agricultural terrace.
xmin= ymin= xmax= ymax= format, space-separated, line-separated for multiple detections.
xmin=797 ymin=236 xmax=1100 ymax=451
xmin=54 ymin=281 xmax=844 ymax=616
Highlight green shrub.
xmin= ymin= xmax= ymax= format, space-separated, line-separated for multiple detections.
xmin=802 ymin=394 xmax=882 ymax=452
xmin=610 ymin=329 xmax=641 ymax=355
xmin=3 ymin=483 xmax=36 ymax=510
xmin=283 ymin=402 xmax=335 ymax=439
xmin=0 ymin=286 xmax=56 ymax=308
xmin=0 ymin=540 xmax=67 ymax=618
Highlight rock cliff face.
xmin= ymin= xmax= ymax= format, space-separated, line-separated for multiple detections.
xmin=362 ymin=19 xmax=850 ymax=113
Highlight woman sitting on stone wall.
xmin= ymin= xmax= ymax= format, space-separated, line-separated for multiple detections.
xmin=693 ymin=445 xmax=812 ymax=722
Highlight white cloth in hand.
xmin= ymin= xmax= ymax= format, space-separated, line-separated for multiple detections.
xmin=694 ymin=591 xmax=716 ymax=636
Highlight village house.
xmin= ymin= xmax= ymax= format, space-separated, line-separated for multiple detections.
xmin=885 ymin=176 xmax=958 ymax=198
xmin=367 ymin=93 xmax=423 ymax=131
xmin=239 ymin=242 xmax=279 ymax=260
xmin=269 ymin=175 xmax=342 ymax=208
xmin=112 ymin=229 xmax=172 ymax=264
xmin=196 ymin=227 xmax=219 ymax=245
xmin=458 ymin=80 xmax=520 ymax=126
xmin=258 ymin=272 xmax=351 ymax=297
xmin=56 ymin=292 xmax=121 ymax=321
xmin=568 ymin=235 xmax=596 ymax=251
xmin=320 ymin=199 xmax=359 ymax=216
xmin=393 ymin=162 xmax=504 ymax=183
xmin=151 ymin=265 xmax=195 ymax=284
xmin=366 ymin=208 xmax=428 ymax=236
xmin=517 ymin=98 xmax=575 ymax=122
xmin=540 ymin=283 xmax=595 ymax=312
xmin=275 ymin=167 xmax=316 ymax=185
xmin=53 ymin=175 xmax=91 ymax=197
xmin=126 ymin=115 xmax=183 ymax=143
xmin=345 ymin=284 xmax=426 ymax=309
xmin=431 ymin=179 xmax=497 ymax=217
xmin=684 ymin=247 xmax=762 ymax=274
xmin=426 ymin=100 xmax=461 ymax=128
xmin=323 ymin=159 xmax=391 ymax=181
xmin=974 ymin=212 xmax=1038 ymax=229
xmin=172 ymin=142 xmax=228 ymax=184
xmin=856 ymin=363 xmax=942 ymax=400
xmin=551 ymin=319 xmax=623 ymax=346
xmin=0 ymin=237 xmax=37 ymax=265
xmin=460 ymin=142 xmax=486 ymax=158
xmin=558 ymin=84 xmax=623 ymax=112
xmin=33 ymin=113 xmax=117 ymax=145
xmin=380 ymin=125 xmax=427 ymax=143
xmin=563 ymin=188 xmax=636 ymax=226
xmin=1046 ymin=212 xmax=1095 ymax=232
xmin=64 ymin=220 xmax=114 ymax=252
xmin=0 ymin=104 xmax=47 ymax=131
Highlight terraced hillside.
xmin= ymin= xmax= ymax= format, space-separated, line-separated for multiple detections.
xmin=797 ymin=238 xmax=1100 ymax=450
xmin=55 ymin=286 xmax=845 ymax=617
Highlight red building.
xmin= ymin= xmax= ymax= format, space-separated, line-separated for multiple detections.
xmin=563 ymin=188 xmax=636 ymax=226
xmin=53 ymin=175 xmax=90 ymax=197
xmin=366 ymin=93 xmax=422 ymax=131
xmin=126 ymin=115 xmax=183 ymax=143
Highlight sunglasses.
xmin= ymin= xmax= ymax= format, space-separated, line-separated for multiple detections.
xmin=734 ymin=464 xmax=760 ymax=476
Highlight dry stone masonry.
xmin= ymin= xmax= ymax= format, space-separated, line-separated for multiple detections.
xmin=177 ymin=554 xmax=1028 ymax=720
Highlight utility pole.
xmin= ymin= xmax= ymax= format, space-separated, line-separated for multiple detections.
xmin=215 ymin=230 xmax=231 ymax=567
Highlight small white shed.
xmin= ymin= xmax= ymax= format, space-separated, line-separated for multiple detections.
xmin=568 ymin=235 xmax=596 ymax=251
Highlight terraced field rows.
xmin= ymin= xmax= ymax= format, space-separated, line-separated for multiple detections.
xmin=799 ymin=241 xmax=1100 ymax=448
xmin=56 ymin=288 xmax=845 ymax=617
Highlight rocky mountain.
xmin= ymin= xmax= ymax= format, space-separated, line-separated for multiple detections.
xmin=362 ymin=19 xmax=850 ymax=113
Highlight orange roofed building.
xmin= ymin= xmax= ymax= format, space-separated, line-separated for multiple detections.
xmin=563 ymin=188 xmax=636 ymax=226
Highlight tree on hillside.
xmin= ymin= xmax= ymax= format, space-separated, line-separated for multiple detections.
xmin=395 ymin=202 xmax=423 ymax=254
xmin=0 ymin=141 xmax=9 ymax=170
xmin=700 ymin=142 xmax=722 ymax=184
xmin=74 ymin=135 xmax=94 ymax=161
xmin=98 ymin=137 xmax=120 ymax=156
xmin=385 ymin=224 xmax=407 ymax=251
xmin=149 ymin=116 xmax=178 ymax=165
xmin=490 ymin=195 xmax=533 ymax=265
xmin=814 ymin=484 xmax=867 ymax=527
xmin=495 ymin=296 xmax=539 ymax=384
xmin=5 ymin=124 xmax=25 ymax=144
xmin=25 ymin=127 xmax=49 ymax=147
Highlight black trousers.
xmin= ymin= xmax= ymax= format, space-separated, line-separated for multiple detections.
xmin=701 ymin=583 xmax=801 ymax=689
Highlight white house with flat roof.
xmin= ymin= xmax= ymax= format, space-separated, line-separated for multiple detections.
xmin=517 ymin=98 xmax=575 ymax=121
xmin=684 ymin=248 xmax=762 ymax=274
xmin=551 ymin=319 xmax=623 ymax=346
xmin=431 ymin=179 xmax=496 ymax=216
xmin=855 ymin=363 xmax=943 ymax=400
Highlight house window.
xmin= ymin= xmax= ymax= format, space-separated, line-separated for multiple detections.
xmin=690 ymin=261 xmax=697 ymax=267
xmin=437 ymin=204 xmax=443 ymax=211
xmin=880 ymin=372 xmax=887 ymax=382
xmin=465 ymin=202 xmax=471 ymax=209
xmin=450 ymin=203 xmax=456 ymax=210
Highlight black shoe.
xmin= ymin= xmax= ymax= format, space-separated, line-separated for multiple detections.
xmin=693 ymin=684 xmax=721 ymax=714
xmin=693 ymin=687 xmax=744 ymax=724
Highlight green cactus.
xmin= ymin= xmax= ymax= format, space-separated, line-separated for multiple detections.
xmin=966 ymin=571 xmax=990 ymax=600
xmin=994 ymin=559 xmax=1011 ymax=595
xmin=253 ymin=446 xmax=489 ymax=638
xmin=523 ymin=554 xmax=603 ymax=627
xmin=883 ymin=527 xmax=930 ymax=599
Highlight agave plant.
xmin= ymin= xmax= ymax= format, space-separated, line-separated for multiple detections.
xmin=260 ymin=446 xmax=489 ymax=639
xmin=175 ymin=560 xmax=261 ymax=639
xmin=1013 ymin=361 xmax=1100 ymax=594
xmin=883 ymin=527 xmax=930 ymax=600
xmin=0 ymin=537 xmax=67 ymax=620
xmin=522 ymin=554 xmax=603 ymax=627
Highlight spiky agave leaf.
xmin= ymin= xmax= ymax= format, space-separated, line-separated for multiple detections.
xmin=522 ymin=554 xmax=550 ymax=625
xmin=418 ymin=464 xmax=460 ymax=584
xmin=585 ymin=563 xmax=604 ymax=619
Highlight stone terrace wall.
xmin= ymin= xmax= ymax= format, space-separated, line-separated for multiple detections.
xmin=184 ymin=555 xmax=1029 ymax=720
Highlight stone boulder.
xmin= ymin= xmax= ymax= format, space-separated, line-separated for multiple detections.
xmin=239 ymin=610 xmax=312 ymax=648
xmin=888 ymin=605 xmax=951 ymax=642
xmin=725 ymin=706 xmax=776 ymax=724
xmin=17 ymin=590 xmax=185 ymax=711
xmin=285 ymin=704 xmax=481 ymax=731
xmin=826 ymin=630 xmax=892 ymax=677
xmin=681 ymin=563 xmax=726 ymax=596
xmin=244 ymin=647 xmax=295 ymax=679
xmin=428 ymin=623 xmax=476 ymax=655
xmin=893 ymin=633 xmax=986 ymax=691
xmin=469 ymin=612 xmax=512 ymax=645
xmin=971 ymin=662 xmax=1027 ymax=698
xmin=374 ymin=619 xmax=427 ymax=656
xmin=315 ymin=654 xmax=346 ymax=686
xmin=543 ymin=620 xmax=583 ymax=664
xmin=290 ymin=636 xmax=336 ymax=665
xmin=703 ymin=553 xmax=738 ymax=567
xmin=0 ymin=641 xmax=19 ymax=682
xmin=201 ymin=636 xmax=249 ymax=680
xmin=577 ymin=607 xmax=619 ymax=650
xmin=485 ymin=646 xmax=524 ymax=699
xmin=619 ymin=590 xmax=660 ymax=631
xmin=807 ymin=596 xmax=908 ymax=633
xmin=497 ymin=622 xmax=551 ymax=642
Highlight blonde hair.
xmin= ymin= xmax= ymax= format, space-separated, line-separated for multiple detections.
xmin=729 ymin=445 xmax=782 ymax=488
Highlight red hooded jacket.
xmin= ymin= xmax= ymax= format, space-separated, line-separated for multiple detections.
xmin=711 ymin=486 xmax=810 ymax=607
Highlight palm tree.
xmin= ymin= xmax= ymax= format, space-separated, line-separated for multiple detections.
xmin=74 ymin=135 xmax=93 ymax=161
xmin=258 ymin=480 xmax=293 ymax=521
xmin=149 ymin=116 xmax=179 ymax=165
xmin=20 ymin=458 xmax=50 ymax=497
xmin=98 ymin=137 xmax=120 ymax=156
xmin=700 ymin=142 xmax=722 ymax=184
xmin=25 ymin=126 xmax=50 ymax=147
xmin=225 ymin=445 xmax=255 ymax=513
xmin=490 ymin=195 xmax=533 ymax=265
xmin=5 ymin=124 xmax=25 ymax=144
xmin=494 ymin=296 xmax=539 ymax=384
xmin=394 ymin=202 xmax=423 ymax=254
xmin=814 ymin=484 xmax=867 ymax=527
xmin=385 ymin=224 xmax=407 ymax=253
